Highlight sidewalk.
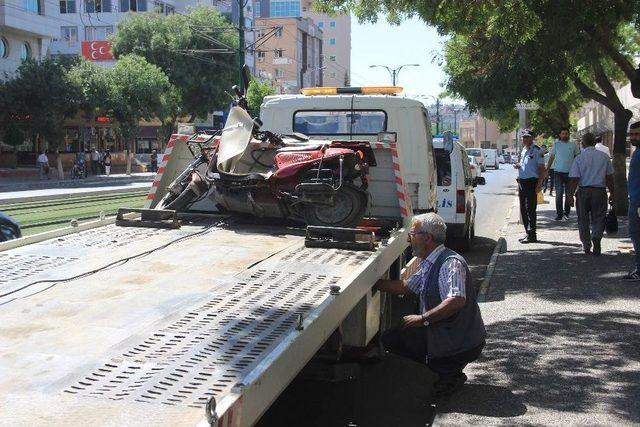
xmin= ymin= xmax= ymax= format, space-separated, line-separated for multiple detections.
xmin=435 ymin=196 xmax=640 ymax=425
xmin=0 ymin=172 xmax=155 ymax=193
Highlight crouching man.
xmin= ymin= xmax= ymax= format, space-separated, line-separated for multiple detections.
xmin=375 ymin=213 xmax=486 ymax=401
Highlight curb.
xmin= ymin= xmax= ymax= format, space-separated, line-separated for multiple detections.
xmin=0 ymin=186 xmax=149 ymax=205
xmin=477 ymin=195 xmax=519 ymax=302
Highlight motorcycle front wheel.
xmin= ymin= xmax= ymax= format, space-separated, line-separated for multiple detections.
xmin=163 ymin=188 xmax=196 ymax=211
xmin=303 ymin=184 xmax=368 ymax=228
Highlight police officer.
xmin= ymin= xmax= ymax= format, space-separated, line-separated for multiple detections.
xmin=514 ymin=129 xmax=546 ymax=243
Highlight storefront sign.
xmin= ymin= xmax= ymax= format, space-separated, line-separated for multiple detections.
xmin=81 ymin=41 xmax=113 ymax=61
xmin=96 ymin=116 xmax=111 ymax=123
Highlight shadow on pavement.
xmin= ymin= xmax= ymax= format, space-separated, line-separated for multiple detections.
xmin=436 ymin=384 xmax=527 ymax=417
xmin=470 ymin=311 xmax=640 ymax=423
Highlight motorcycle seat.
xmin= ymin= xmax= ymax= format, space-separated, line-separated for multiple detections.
xmin=213 ymin=171 xmax=272 ymax=181
xmin=276 ymin=144 xmax=324 ymax=153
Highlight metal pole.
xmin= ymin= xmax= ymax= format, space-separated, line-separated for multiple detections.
xmin=392 ymin=70 xmax=396 ymax=86
xmin=238 ymin=0 xmax=245 ymax=90
xmin=436 ymin=99 xmax=441 ymax=134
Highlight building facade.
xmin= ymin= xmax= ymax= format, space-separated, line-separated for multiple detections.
xmin=254 ymin=0 xmax=350 ymax=88
xmin=0 ymin=0 xmax=58 ymax=76
xmin=459 ymin=115 xmax=516 ymax=151
xmin=254 ymin=16 xmax=322 ymax=93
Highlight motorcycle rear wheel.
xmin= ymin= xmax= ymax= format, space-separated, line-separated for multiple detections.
xmin=163 ymin=188 xmax=196 ymax=211
xmin=303 ymin=184 xmax=367 ymax=227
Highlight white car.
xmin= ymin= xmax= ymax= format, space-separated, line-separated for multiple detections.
xmin=482 ymin=148 xmax=500 ymax=169
xmin=466 ymin=148 xmax=486 ymax=172
xmin=435 ymin=141 xmax=485 ymax=251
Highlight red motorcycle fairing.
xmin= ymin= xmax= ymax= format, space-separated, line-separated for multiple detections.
xmin=273 ymin=148 xmax=355 ymax=179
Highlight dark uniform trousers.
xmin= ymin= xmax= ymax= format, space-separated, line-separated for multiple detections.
xmin=381 ymin=327 xmax=485 ymax=380
xmin=518 ymin=177 xmax=538 ymax=234
xmin=576 ymin=187 xmax=608 ymax=245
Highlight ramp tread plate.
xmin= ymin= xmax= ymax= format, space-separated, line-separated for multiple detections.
xmin=64 ymin=268 xmax=342 ymax=408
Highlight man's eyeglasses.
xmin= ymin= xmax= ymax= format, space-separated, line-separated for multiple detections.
xmin=408 ymin=231 xmax=429 ymax=238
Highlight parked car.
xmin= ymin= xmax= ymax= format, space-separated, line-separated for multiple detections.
xmin=0 ymin=212 xmax=21 ymax=242
xmin=498 ymin=154 xmax=505 ymax=164
xmin=435 ymin=141 xmax=485 ymax=251
xmin=482 ymin=148 xmax=500 ymax=169
xmin=503 ymin=153 xmax=512 ymax=164
xmin=466 ymin=148 xmax=486 ymax=172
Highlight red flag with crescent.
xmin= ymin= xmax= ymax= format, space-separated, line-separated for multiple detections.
xmin=81 ymin=41 xmax=113 ymax=61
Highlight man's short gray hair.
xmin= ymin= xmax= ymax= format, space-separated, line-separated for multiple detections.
xmin=413 ymin=213 xmax=447 ymax=243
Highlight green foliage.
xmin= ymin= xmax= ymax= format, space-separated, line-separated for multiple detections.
xmin=247 ymin=79 xmax=276 ymax=117
xmin=2 ymin=122 xmax=25 ymax=149
xmin=105 ymin=54 xmax=171 ymax=143
xmin=67 ymin=59 xmax=110 ymax=121
xmin=1 ymin=58 xmax=82 ymax=148
xmin=111 ymin=6 xmax=238 ymax=119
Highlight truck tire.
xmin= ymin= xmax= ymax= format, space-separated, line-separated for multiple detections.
xmin=303 ymin=184 xmax=368 ymax=227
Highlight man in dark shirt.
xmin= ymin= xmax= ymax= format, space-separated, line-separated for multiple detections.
xmin=624 ymin=121 xmax=640 ymax=281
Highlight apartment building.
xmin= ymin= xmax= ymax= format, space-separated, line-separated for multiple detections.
xmin=0 ymin=0 xmax=58 ymax=75
xmin=254 ymin=16 xmax=322 ymax=93
xmin=254 ymin=0 xmax=350 ymax=87
xmin=459 ymin=115 xmax=516 ymax=151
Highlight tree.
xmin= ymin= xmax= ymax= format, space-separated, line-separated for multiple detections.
xmin=105 ymin=54 xmax=171 ymax=174
xmin=247 ymin=78 xmax=276 ymax=118
xmin=317 ymin=0 xmax=640 ymax=214
xmin=110 ymin=6 xmax=239 ymax=122
xmin=67 ymin=59 xmax=111 ymax=124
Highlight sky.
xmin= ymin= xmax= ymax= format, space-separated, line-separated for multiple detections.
xmin=350 ymin=16 xmax=450 ymax=100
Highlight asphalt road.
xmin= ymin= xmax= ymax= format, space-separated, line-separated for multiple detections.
xmin=256 ymin=166 xmax=519 ymax=427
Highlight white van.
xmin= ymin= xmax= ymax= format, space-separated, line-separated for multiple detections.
xmin=434 ymin=140 xmax=485 ymax=250
xmin=482 ymin=148 xmax=500 ymax=169
xmin=466 ymin=148 xmax=486 ymax=172
xmin=260 ymin=88 xmax=438 ymax=215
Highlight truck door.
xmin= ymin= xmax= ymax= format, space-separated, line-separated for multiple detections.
xmin=434 ymin=146 xmax=455 ymax=221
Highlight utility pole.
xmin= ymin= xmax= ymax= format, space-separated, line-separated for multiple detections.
xmin=238 ymin=0 xmax=245 ymax=91
xmin=435 ymin=98 xmax=441 ymax=134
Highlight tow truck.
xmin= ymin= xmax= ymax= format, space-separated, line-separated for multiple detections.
xmin=0 ymin=86 xmax=436 ymax=426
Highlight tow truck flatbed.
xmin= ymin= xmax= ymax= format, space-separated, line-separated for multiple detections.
xmin=0 ymin=220 xmax=407 ymax=426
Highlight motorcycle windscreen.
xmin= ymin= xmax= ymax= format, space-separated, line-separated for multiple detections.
xmin=216 ymin=106 xmax=254 ymax=175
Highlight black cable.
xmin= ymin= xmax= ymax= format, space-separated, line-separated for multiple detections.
xmin=0 ymin=222 xmax=219 ymax=303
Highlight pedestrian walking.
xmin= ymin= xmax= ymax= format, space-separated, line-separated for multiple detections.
xmin=36 ymin=150 xmax=50 ymax=180
xmin=541 ymin=144 xmax=554 ymax=194
xmin=624 ymin=121 xmax=640 ymax=281
xmin=546 ymin=127 xmax=580 ymax=220
xmin=103 ymin=149 xmax=112 ymax=176
xmin=150 ymin=149 xmax=158 ymax=173
xmin=514 ymin=129 xmax=545 ymax=243
xmin=91 ymin=149 xmax=100 ymax=175
xmin=567 ymin=133 xmax=614 ymax=256
xmin=595 ymin=136 xmax=611 ymax=158
xmin=375 ymin=213 xmax=486 ymax=403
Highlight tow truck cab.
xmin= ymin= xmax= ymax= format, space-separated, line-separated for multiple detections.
xmin=259 ymin=87 xmax=438 ymax=215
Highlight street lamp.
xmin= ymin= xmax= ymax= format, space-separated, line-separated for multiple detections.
xmin=415 ymin=94 xmax=442 ymax=134
xmin=369 ymin=63 xmax=420 ymax=86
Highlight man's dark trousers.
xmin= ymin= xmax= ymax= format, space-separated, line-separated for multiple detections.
xmin=555 ymin=171 xmax=572 ymax=216
xmin=576 ymin=187 xmax=607 ymax=247
xmin=518 ymin=177 xmax=538 ymax=235
xmin=381 ymin=327 xmax=484 ymax=379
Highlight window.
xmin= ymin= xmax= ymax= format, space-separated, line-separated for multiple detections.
xmin=317 ymin=21 xmax=323 ymax=28
xmin=434 ymin=148 xmax=452 ymax=186
xmin=254 ymin=0 xmax=260 ymax=17
xmin=269 ymin=0 xmax=299 ymax=17
xmin=0 ymin=38 xmax=8 ymax=58
xmin=329 ymin=38 xmax=336 ymax=45
xmin=164 ymin=4 xmax=173 ymax=14
xmin=274 ymin=48 xmax=283 ymax=58
xmin=85 ymin=25 xmax=113 ymax=40
xmin=85 ymin=0 xmax=111 ymax=12
xmin=329 ymin=72 xmax=336 ymax=78
xmin=329 ymin=21 xmax=336 ymax=28
xmin=24 ymin=0 xmax=41 ymax=14
xmin=329 ymin=55 xmax=336 ymax=62
xmin=61 ymin=26 xmax=78 ymax=41
xmin=20 ymin=42 xmax=31 ymax=61
xmin=293 ymin=110 xmax=387 ymax=136
xmin=274 ymin=27 xmax=282 ymax=37
xmin=275 ymin=68 xmax=284 ymax=78
xmin=119 ymin=0 xmax=146 ymax=12
xmin=257 ymin=50 xmax=265 ymax=58
xmin=59 ymin=0 xmax=76 ymax=13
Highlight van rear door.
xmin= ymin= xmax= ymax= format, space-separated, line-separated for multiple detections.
xmin=434 ymin=147 xmax=455 ymax=220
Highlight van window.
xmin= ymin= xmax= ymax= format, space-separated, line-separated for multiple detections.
xmin=467 ymin=148 xmax=482 ymax=157
xmin=293 ymin=110 xmax=387 ymax=135
xmin=434 ymin=148 xmax=451 ymax=186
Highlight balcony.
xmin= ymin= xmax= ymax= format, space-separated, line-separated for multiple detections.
xmin=273 ymin=57 xmax=292 ymax=65
xmin=0 ymin=0 xmax=58 ymax=38
xmin=50 ymin=39 xmax=81 ymax=56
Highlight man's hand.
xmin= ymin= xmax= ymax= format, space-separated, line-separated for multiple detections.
xmin=513 ymin=163 xmax=521 ymax=169
xmin=609 ymin=194 xmax=614 ymax=205
xmin=569 ymin=194 xmax=575 ymax=207
xmin=402 ymin=314 xmax=424 ymax=329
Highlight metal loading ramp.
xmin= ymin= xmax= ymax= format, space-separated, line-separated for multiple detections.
xmin=0 ymin=223 xmax=407 ymax=427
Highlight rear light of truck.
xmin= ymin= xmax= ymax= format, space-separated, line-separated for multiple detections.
xmin=456 ymin=190 xmax=466 ymax=213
